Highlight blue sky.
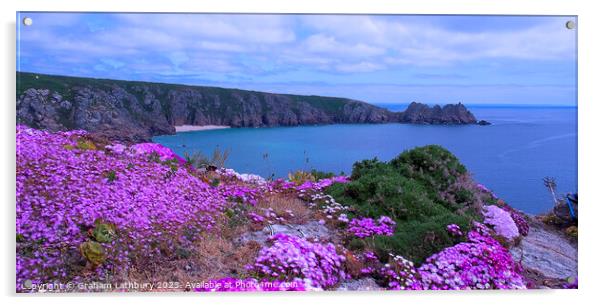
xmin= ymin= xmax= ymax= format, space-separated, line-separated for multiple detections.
xmin=17 ymin=13 xmax=577 ymax=106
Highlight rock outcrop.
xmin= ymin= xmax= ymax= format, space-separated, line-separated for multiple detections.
xmin=511 ymin=219 xmax=577 ymax=287
xmin=17 ymin=72 xmax=486 ymax=141
xmin=400 ymin=101 xmax=477 ymax=124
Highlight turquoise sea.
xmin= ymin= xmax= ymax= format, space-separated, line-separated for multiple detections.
xmin=154 ymin=106 xmax=577 ymax=214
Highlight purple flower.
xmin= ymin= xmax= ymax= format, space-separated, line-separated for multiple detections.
xmin=248 ymin=233 xmax=346 ymax=288
xmin=446 ymin=224 xmax=463 ymax=237
xmin=347 ymin=216 xmax=396 ymax=238
xmin=418 ymin=227 xmax=525 ymax=290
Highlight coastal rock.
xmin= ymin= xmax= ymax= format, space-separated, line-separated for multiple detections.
xmin=336 ymin=278 xmax=382 ymax=291
xmin=17 ymin=72 xmax=486 ymax=142
xmin=511 ymin=220 xmax=577 ymax=280
xmin=401 ymin=101 xmax=477 ymax=124
xmin=236 ymin=221 xmax=333 ymax=246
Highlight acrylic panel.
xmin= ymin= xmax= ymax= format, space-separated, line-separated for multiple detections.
xmin=16 ymin=12 xmax=578 ymax=293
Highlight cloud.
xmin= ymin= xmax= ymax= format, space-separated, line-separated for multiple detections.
xmin=17 ymin=13 xmax=577 ymax=105
xmin=19 ymin=13 xmax=575 ymax=74
xmin=197 ymin=41 xmax=246 ymax=52
xmin=303 ymin=34 xmax=385 ymax=58
xmin=300 ymin=15 xmax=575 ymax=68
xmin=335 ymin=61 xmax=384 ymax=73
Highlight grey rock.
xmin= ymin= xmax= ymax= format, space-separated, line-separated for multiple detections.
xmin=401 ymin=101 xmax=477 ymax=124
xmin=336 ymin=278 xmax=382 ymax=291
xmin=511 ymin=220 xmax=577 ymax=279
xmin=236 ymin=221 xmax=332 ymax=246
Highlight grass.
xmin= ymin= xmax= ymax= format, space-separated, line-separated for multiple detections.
xmin=255 ymin=194 xmax=314 ymax=225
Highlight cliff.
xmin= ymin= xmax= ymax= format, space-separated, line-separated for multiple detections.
xmin=17 ymin=72 xmax=484 ymax=142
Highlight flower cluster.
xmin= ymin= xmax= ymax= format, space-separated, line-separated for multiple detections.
xmin=130 ymin=143 xmax=186 ymax=164
xmin=16 ymin=126 xmax=227 ymax=290
xmin=446 ymin=224 xmax=463 ymax=237
xmin=248 ymin=212 xmax=265 ymax=224
xmin=219 ymin=183 xmax=260 ymax=206
xmin=482 ymin=205 xmax=520 ymax=241
xmin=347 ymin=216 xmax=396 ymax=238
xmin=248 ymin=233 xmax=346 ymax=288
xmin=194 ymin=277 xmax=315 ymax=292
xmin=295 ymin=176 xmax=350 ymax=192
xmin=303 ymin=193 xmax=349 ymax=218
xmin=258 ymin=207 xmax=289 ymax=224
xmin=377 ymin=254 xmax=423 ymax=290
xmin=418 ymin=228 xmax=525 ymax=290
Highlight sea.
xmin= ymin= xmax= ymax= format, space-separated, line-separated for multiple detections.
xmin=154 ymin=105 xmax=577 ymax=214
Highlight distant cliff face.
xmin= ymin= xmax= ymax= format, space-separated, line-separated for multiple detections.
xmin=16 ymin=72 xmax=482 ymax=142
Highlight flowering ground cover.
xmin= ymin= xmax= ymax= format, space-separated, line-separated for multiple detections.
xmin=247 ymin=233 xmax=346 ymax=289
xmin=16 ymin=126 xmax=227 ymax=290
xmin=418 ymin=228 xmax=526 ymax=289
xmin=348 ymin=216 xmax=396 ymax=238
xmin=16 ymin=126 xmax=541 ymax=292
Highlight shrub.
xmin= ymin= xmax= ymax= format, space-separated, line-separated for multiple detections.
xmin=183 ymin=147 xmax=231 ymax=169
xmin=288 ymin=170 xmax=316 ymax=185
xmin=390 ymin=145 xmax=467 ymax=191
xmin=326 ymin=145 xmax=480 ymax=263
xmin=310 ymin=169 xmax=336 ymax=180
xmin=565 ymin=226 xmax=578 ymax=238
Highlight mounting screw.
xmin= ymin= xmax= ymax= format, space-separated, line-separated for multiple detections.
xmin=565 ymin=20 xmax=576 ymax=30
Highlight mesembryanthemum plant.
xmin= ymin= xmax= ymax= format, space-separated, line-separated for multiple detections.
xmin=248 ymin=233 xmax=346 ymax=288
xmin=418 ymin=228 xmax=526 ymax=290
xmin=347 ymin=216 xmax=396 ymax=238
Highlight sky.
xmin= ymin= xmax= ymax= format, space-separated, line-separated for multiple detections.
xmin=16 ymin=13 xmax=577 ymax=106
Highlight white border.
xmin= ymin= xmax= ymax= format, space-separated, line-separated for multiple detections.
xmin=2 ymin=1 xmax=600 ymax=304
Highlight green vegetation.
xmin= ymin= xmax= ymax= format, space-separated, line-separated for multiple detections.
xmin=285 ymin=94 xmax=350 ymax=114
xmin=184 ymin=146 xmax=231 ymax=169
xmin=288 ymin=170 xmax=316 ymax=185
xmin=326 ymin=145 xmax=482 ymax=263
xmin=309 ymin=169 xmax=337 ymax=180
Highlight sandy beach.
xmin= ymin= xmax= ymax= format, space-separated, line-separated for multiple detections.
xmin=175 ymin=125 xmax=231 ymax=132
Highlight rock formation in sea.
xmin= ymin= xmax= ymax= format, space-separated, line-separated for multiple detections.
xmin=17 ymin=72 xmax=487 ymax=142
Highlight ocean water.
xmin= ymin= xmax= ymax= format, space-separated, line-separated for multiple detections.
xmin=154 ymin=106 xmax=577 ymax=214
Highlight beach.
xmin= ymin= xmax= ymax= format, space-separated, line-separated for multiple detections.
xmin=175 ymin=125 xmax=231 ymax=132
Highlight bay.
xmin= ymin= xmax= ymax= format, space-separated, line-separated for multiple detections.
xmin=154 ymin=106 xmax=577 ymax=214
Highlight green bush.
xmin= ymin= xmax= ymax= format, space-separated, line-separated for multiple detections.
xmin=326 ymin=145 xmax=480 ymax=263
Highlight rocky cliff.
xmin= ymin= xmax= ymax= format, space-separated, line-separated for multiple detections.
xmin=17 ymin=72 xmax=484 ymax=142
